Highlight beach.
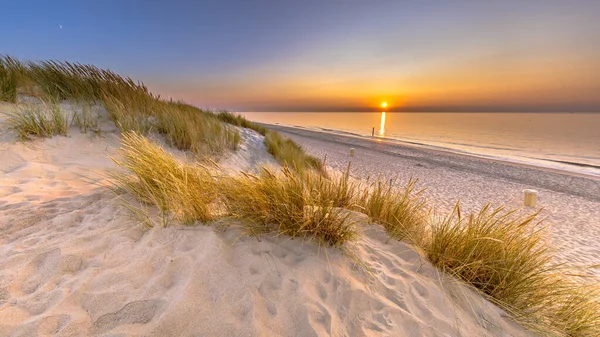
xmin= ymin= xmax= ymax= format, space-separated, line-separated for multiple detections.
xmin=0 ymin=101 xmax=540 ymax=336
xmin=266 ymin=124 xmax=600 ymax=271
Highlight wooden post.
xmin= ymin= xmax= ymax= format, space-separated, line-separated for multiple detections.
xmin=524 ymin=189 xmax=538 ymax=207
xmin=349 ymin=148 xmax=355 ymax=157
xmin=372 ymin=127 xmax=375 ymax=137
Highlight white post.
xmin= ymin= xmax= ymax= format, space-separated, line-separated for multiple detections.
xmin=349 ymin=148 xmax=355 ymax=157
xmin=523 ymin=189 xmax=538 ymax=207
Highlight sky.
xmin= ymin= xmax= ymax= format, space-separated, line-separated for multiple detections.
xmin=2 ymin=0 xmax=600 ymax=112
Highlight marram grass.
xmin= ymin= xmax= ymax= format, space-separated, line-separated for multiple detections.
xmin=2 ymin=55 xmax=319 ymax=173
xmin=221 ymin=166 xmax=357 ymax=247
xmin=358 ymin=177 xmax=427 ymax=245
xmin=264 ymin=130 xmax=324 ymax=174
xmin=2 ymin=100 xmax=69 ymax=140
xmin=109 ymin=131 xmax=218 ymax=226
xmin=422 ymin=204 xmax=600 ymax=336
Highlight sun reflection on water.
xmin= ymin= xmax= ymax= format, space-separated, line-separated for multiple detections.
xmin=379 ymin=111 xmax=386 ymax=136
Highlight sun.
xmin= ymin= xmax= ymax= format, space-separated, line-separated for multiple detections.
xmin=381 ymin=101 xmax=388 ymax=109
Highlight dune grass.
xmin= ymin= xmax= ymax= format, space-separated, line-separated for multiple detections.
xmin=221 ymin=166 xmax=357 ymax=247
xmin=109 ymin=132 xmax=218 ymax=226
xmin=216 ymin=110 xmax=325 ymax=174
xmin=358 ymin=177 xmax=428 ymax=244
xmin=154 ymin=101 xmax=241 ymax=155
xmin=70 ymin=103 xmax=102 ymax=134
xmin=1 ymin=56 xmax=242 ymax=156
xmin=23 ymin=59 xmax=151 ymax=102
xmin=2 ymin=100 xmax=69 ymax=140
xmin=2 ymin=55 xmax=318 ymax=171
xmin=264 ymin=130 xmax=324 ymax=173
xmin=216 ymin=110 xmax=268 ymax=135
xmin=0 ymin=56 xmax=23 ymax=103
xmin=422 ymin=204 xmax=600 ymax=336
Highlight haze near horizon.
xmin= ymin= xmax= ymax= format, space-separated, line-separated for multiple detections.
xmin=2 ymin=0 xmax=600 ymax=112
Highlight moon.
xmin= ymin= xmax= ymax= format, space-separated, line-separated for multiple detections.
xmin=59 ymin=24 xmax=63 ymax=29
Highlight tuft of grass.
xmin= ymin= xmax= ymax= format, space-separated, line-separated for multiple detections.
xmin=425 ymin=205 xmax=556 ymax=313
xmin=24 ymin=59 xmax=151 ymax=102
xmin=71 ymin=103 xmax=102 ymax=134
xmin=264 ymin=131 xmax=324 ymax=173
xmin=155 ymin=101 xmax=240 ymax=155
xmin=552 ymin=281 xmax=600 ymax=336
xmin=0 ymin=56 xmax=23 ymax=103
xmin=358 ymin=177 xmax=427 ymax=244
xmin=2 ymin=100 xmax=69 ymax=139
xmin=215 ymin=111 xmax=323 ymax=174
xmin=308 ymin=163 xmax=359 ymax=208
xmin=216 ymin=110 xmax=268 ymax=135
xmin=221 ymin=166 xmax=357 ymax=247
xmin=109 ymin=131 xmax=218 ymax=226
xmin=103 ymin=92 xmax=155 ymax=134
xmin=423 ymin=204 xmax=600 ymax=335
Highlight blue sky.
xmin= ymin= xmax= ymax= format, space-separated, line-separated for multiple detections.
xmin=3 ymin=0 xmax=600 ymax=111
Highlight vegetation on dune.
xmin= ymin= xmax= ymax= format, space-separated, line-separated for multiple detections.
xmin=110 ymin=132 xmax=218 ymax=226
xmin=0 ymin=56 xmax=23 ymax=103
xmin=154 ymin=101 xmax=240 ymax=155
xmin=2 ymin=100 xmax=69 ymax=140
xmin=264 ymin=130 xmax=324 ymax=173
xmin=221 ymin=166 xmax=357 ymax=247
xmin=215 ymin=110 xmax=325 ymax=173
xmin=216 ymin=110 xmax=268 ymax=135
xmin=419 ymin=204 xmax=600 ymax=336
xmin=0 ymin=55 xmax=320 ymax=168
xmin=358 ymin=177 xmax=427 ymax=245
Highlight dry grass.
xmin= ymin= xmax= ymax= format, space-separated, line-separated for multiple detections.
xmin=423 ymin=204 xmax=600 ymax=336
xmin=358 ymin=177 xmax=428 ymax=244
xmin=215 ymin=111 xmax=325 ymax=174
xmin=2 ymin=100 xmax=69 ymax=140
xmin=154 ymin=101 xmax=240 ymax=155
xmin=0 ymin=56 xmax=24 ymax=103
xmin=2 ymin=55 xmax=241 ymax=155
xmin=264 ymin=131 xmax=324 ymax=173
xmin=70 ymin=103 xmax=102 ymax=134
xmin=216 ymin=110 xmax=268 ymax=135
xmin=109 ymin=131 xmax=218 ymax=226
xmin=221 ymin=166 xmax=357 ymax=247
xmin=24 ymin=59 xmax=151 ymax=102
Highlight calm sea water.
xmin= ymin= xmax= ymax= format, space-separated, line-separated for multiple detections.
xmin=241 ymin=112 xmax=600 ymax=177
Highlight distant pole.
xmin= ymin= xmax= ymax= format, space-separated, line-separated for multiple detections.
xmin=372 ymin=127 xmax=375 ymax=137
xmin=350 ymin=148 xmax=355 ymax=157
xmin=524 ymin=189 xmax=538 ymax=207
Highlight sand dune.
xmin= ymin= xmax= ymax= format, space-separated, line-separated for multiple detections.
xmin=0 ymin=102 xmax=533 ymax=336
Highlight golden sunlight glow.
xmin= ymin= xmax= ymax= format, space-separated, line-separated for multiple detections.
xmin=379 ymin=111 xmax=386 ymax=136
xmin=381 ymin=101 xmax=388 ymax=108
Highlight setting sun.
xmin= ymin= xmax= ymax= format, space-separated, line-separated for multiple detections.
xmin=381 ymin=102 xmax=388 ymax=108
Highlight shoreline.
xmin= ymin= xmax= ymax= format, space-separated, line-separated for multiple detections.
xmin=260 ymin=123 xmax=600 ymax=201
xmin=264 ymin=122 xmax=600 ymax=272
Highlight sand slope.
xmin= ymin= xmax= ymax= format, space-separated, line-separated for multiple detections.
xmin=0 ymin=103 xmax=533 ymax=336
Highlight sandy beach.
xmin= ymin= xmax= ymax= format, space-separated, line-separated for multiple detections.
xmin=267 ymin=124 xmax=600 ymax=272
xmin=0 ymin=101 xmax=541 ymax=336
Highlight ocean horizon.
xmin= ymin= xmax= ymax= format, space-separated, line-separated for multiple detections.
xmin=241 ymin=112 xmax=600 ymax=177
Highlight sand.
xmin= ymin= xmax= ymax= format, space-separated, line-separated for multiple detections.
xmin=268 ymin=124 xmax=600 ymax=273
xmin=1 ymin=102 xmax=535 ymax=336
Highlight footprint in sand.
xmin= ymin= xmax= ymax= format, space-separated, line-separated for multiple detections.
xmin=19 ymin=248 xmax=61 ymax=295
xmin=91 ymin=299 xmax=165 ymax=334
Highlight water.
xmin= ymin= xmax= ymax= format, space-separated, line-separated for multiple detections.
xmin=240 ymin=112 xmax=600 ymax=177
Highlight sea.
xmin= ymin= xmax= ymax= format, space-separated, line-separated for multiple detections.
xmin=240 ymin=112 xmax=600 ymax=177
